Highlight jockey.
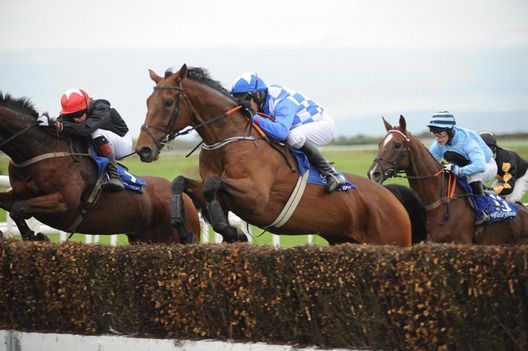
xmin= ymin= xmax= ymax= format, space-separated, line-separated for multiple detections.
xmin=56 ymin=88 xmax=133 ymax=191
xmin=230 ymin=72 xmax=346 ymax=193
xmin=427 ymin=111 xmax=497 ymax=225
xmin=480 ymin=132 xmax=528 ymax=203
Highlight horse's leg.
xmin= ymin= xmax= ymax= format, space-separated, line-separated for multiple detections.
xmin=0 ymin=189 xmax=16 ymax=212
xmin=10 ymin=216 xmax=48 ymax=241
xmin=170 ymin=176 xmax=196 ymax=244
xmin=10 ymin=193 xmax=69 ymax=218
xmin=0 ymin=190 xmax=48 ymax=241
xmin=202 ymin=177 xmax=247 ymax=243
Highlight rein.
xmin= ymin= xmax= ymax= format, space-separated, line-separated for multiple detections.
xmin=0 ymin=118 xmax=91 ymax=168
xmin=143 ymin=81 xmax=249 ymax=152
xmin=145 ymin=82 xmax=296 ymax=170
xmin=0 ymin=120 xmax=39 ymax=149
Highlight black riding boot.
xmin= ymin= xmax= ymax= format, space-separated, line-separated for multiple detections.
xmin=300 ymin=141 xmax=346 ymax=193
xmin=105 ymin=153 xmax=125 ymax=191
xmin=470 ymin=181 xmax=489 ymax=226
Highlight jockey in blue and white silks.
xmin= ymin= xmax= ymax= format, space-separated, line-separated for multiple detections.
xmin=428 ymin=111 xmax=497 ymax=225
xmin=230 ymin=72 xmax=346 ymax=193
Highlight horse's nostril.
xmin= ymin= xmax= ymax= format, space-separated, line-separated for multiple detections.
xmin=136 ymin=146 xmax=153 ymax=162
xmin=368 ymin=170 xmax=384 ymax=184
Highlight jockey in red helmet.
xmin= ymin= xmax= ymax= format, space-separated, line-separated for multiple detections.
xmin=57 ymin=88 xmax=132 ymax=191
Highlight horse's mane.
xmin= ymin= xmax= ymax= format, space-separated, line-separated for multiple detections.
xmin=186 ymin=67 xmax=231 ymax=96
xmin=0 ymin=92 xmax=39 ymax=118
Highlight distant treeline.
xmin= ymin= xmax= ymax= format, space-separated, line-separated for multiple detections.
xmin=161 ymin=132 xmax=528 ymax=149
xmin=332 ymin=132 xmax=528 ymax=146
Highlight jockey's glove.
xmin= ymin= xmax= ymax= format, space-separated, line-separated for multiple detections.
xmin=37 ymin=113 xmax=55 ymax=126
xmin=238 ymin=99 xmax=255 ymax=118
xmin=443 ymin=163 xmax=460 ymax=176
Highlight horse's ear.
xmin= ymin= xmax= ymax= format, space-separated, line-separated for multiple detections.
xmin=179 ymin=64 xmax=188 ymax=80
xmin=382 ymin=116 xmax=392 ymax=131
xmin=399 ymin=115 xmax=407 ymax=131
xmin=149 ymin=69 xmax=162 ymax=84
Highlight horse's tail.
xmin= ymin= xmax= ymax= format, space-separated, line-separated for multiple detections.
xmin=384 ymin=184 xmax=427 ymax=244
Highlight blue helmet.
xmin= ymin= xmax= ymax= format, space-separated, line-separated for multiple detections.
xmin=427 ymin=111 xmax=456 ymax=130
xmin=230 ymin=72 xmax=267 ymax=94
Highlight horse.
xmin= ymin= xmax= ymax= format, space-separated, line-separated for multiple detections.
xmin=135 ymin=64 xmax=426 ymax=246
xmin=367 ymin=115 xmax=528 ymax=244
xmin=0 ymin=92 xmax=200 ymax=244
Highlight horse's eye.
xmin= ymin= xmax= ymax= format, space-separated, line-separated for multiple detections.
xmin=394 ymin=143 xmax=402 ymax=149
xmin=164 ymin=100 xmax=174 ymax=108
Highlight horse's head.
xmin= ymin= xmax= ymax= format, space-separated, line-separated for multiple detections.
xmin=136 ymin=64 xmax=191 ymax=162
xmin=368 ymin=115 xmax=412 ymax=184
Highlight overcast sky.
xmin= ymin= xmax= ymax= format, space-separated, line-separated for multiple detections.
xmin=1 ymin=0 xmax=527 ymax=137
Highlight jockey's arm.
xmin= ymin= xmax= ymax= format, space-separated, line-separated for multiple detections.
xmin=60 ymin=102 xmax=112 ymax=136
xmin=252 ymin=99 xmax=297 ymax=141
xmin=457 ymin=140 xmax=486 ymax=177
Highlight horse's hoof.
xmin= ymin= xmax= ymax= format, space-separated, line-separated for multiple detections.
xmin=34 ymin=233 xmax=49 ymax=241
xmin=179 ymin=231 xmax=196 ymax=245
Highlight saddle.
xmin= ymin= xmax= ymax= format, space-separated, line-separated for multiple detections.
xmin=457 ymin=178 xmax=518 ymax=224
xmin=91 ymin=155 xmax=146 ymax=193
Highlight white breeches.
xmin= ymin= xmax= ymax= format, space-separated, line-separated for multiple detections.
xmin=286 ymin=112 xmax=336 ymax=149
xmin=91 ymin=129 xmax=133 ymax=160
xmin=467 ymin=157 xmax=498 ymax=184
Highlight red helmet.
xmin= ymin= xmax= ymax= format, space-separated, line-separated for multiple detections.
xmin=60 ymin=88 xmax=91 ymax=115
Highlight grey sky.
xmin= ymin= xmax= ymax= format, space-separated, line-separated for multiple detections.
xmin=1 ymin=0 xmax=527 ymax=137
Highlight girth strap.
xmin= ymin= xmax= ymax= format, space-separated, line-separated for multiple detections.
xmin=10 ymin=152 xmax=90 ymax=168
xmin=265 ymin=170 xmax=310 ymax=229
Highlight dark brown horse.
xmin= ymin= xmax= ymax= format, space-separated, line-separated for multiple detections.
xmin=135 ymin=64 xmax=426 ymax=246
xmin=368 ymin=115 xmax=528 ymax=244
xmin=0 ymin=93 xmax=200 ymax=244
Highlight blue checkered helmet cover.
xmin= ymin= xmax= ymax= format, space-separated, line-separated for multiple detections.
xmin=230 ymin=72 xmax=268 ymax=94
xmin=427 ymin=111 xmax=456 ymax=129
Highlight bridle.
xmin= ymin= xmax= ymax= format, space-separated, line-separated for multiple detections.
xmin=373 ymin=130 xmax=413 ymax=179
xmin=140 ymin=82 xmax=188 ymax=152
xmin=141 ymin=81 xmax=253 ymax=154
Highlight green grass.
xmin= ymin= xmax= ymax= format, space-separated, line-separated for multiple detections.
xmin=1 ymin=140 xmax=527 ymax=247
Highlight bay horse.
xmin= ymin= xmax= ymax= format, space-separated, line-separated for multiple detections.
xmin=368 ymin=115 xmax=528 ymax=244
xmin=0 ymin=93 xmax=200 ymax=244
xmin=135 ymin=64 xmax=426 ymax=246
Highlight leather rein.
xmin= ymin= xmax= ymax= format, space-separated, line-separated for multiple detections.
xmin=0 ymin=118 xmax=90 ymax=168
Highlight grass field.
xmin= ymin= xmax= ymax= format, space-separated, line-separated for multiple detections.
xmin=1 ymin=139 xmax=527 ymax=247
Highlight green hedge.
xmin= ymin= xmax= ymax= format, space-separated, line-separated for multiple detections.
xmin=0 ymin=239 xmax=526 ymax=350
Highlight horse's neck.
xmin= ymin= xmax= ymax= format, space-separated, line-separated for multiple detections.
xmin=407 ymin=139 xmax=444 ymax=205
xmin=187 ymin=85 xmax=253 ymax=145
xmin=2 ymin=127 xmax=78 ymax=165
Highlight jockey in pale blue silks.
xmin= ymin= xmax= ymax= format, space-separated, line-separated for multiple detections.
xmin=230 ymin=72 xmax=346 ymax=193
xmin=428 ymin=111 xmax=497 ymax=225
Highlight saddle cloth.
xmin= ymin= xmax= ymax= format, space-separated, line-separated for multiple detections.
xmin=92 ymin=156 xmax=146 ymax=193
xmin=291 ymin=148 xmax=355 ymax=191
xmin=457 ymin=178 xmax=518 ymax=223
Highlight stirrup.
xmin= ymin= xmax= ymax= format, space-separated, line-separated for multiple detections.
xmin=474 ymin=211 xmax=489 ymax=226
xmin=325 ymin=173 xmax=346 ymax=193
xmin=104 ymin=177 xmax=125 ymax=191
